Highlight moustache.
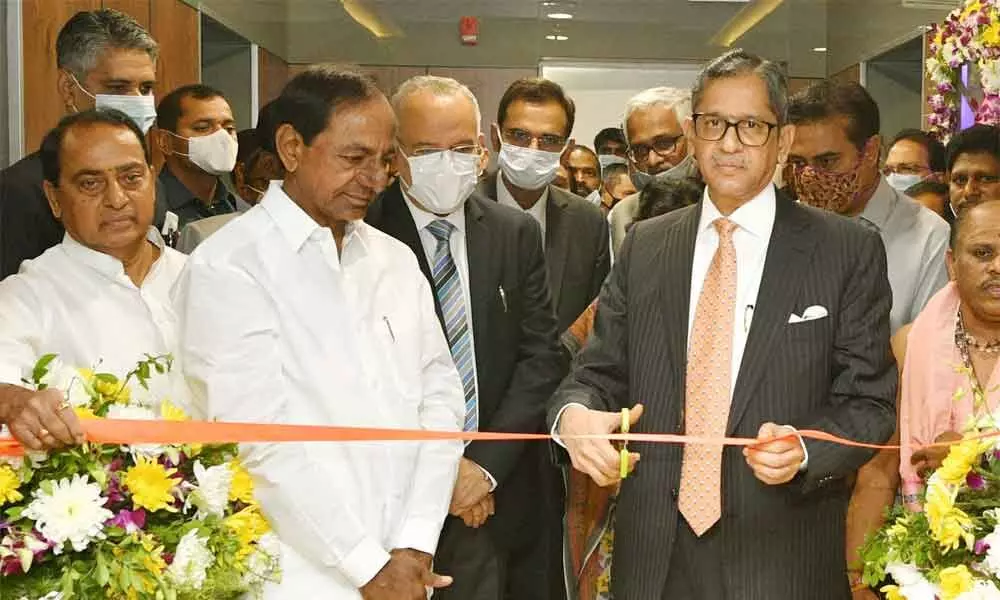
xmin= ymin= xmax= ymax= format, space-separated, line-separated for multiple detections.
xmin=711 ymin=154 xmax=747 ymax=169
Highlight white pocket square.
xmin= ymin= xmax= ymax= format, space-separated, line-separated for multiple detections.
xmin=788 ymin=305 xmax=828 ymax=324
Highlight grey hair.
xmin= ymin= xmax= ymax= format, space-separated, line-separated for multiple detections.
xmin=622 ymin=87 xmax=692 ymax=143
xmin=56 ymin=9 xmax=159 ymax=79
xmin=392 ymin=75 xmax=482 ymax=134
xmin=691 ymin=49 xmax=787 ymax=125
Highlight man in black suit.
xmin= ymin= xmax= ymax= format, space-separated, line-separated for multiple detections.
xmin=550 ymin=49 xmax=897 ymax=600
xmin=480 ymin=78 xmax=610 ymax=332
xmin=1 ymin=9 xmax=161 ymax=279
xmin=365 ymin=75 xmax=565 ymax=599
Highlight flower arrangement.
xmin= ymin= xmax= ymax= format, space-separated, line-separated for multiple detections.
xmin=924 ymin=0 xmax=1000 ymax=139
xmin=859 ymin=433 xmax=1000 ymax=599
xmin=0 ymin=355 xmax=280 ymax=599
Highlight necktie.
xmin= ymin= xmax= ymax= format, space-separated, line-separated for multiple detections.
xmin=679 ymin=217 xmax=738 ymax=536
xmin=426 ymin=219 xmax=478 ymax=432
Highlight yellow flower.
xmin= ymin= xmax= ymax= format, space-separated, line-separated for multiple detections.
xmin=139 ymin=535 xmax=167 ymax=576
xmin=936 ymin=438 xmax=987 ymax=485
xmin=939 ymin=565 xmax=974 ymax=600
xmin=225 ymin=504 xmax=271 ymax=563
xmin=74 ymin=406 xmax=98 ymax=420
xmin=926 ymin=482 xmax=975 ymax=551
xmin=983 ymin=22 xmax=1000 ymax=47
xmin=962 ymin=0 xmax=982 ymax=19
xmin=159 ymin=399 xmax=188 ymax=421
xmin=228 ymin=460 xmax=255 ymax=504
xmin=123 ymin=457 xmax=180 ymax=512
xmin=887 ymin=515 xmax=910 ymax=538
xmin=0 ymin=465 xmax=22 ymax=505
xmin=881 ymin=585 xmax=905 ymax=600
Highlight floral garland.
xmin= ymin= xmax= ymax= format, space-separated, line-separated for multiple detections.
xmin=925 ymin=0 xmax=1000 ymax=139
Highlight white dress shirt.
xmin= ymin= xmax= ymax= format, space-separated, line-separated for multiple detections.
xmin=689 ymin=185 xmax=775 ymax=395
xmin=0 ymin=229 xmax=188 ymax=406
xmin=173 ymin=183 xmax=464 ymax=599
xmin=497 ymin=175 xmax=549 ymax=238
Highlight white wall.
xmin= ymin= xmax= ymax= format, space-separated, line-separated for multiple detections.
xmin=540 ymin=61 xmax=702 ymax=149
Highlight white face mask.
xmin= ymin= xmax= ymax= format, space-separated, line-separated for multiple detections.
xmin=498 ymin=141 xmax=564 ymax=190
xmin=403 ymin=149 xmax=480 ymax=215
xmin=598 ymin=154 xmax=627 ymax=170
xmin=169 ymin=128 xmax=239 ymax=175
xmin=886 ymin=172 xmax=924 ymax=193
xmin=71 ymin=74 xmax=157 ymax=134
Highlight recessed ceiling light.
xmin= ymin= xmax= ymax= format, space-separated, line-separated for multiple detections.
xmin=545 ymin=34 xmax=569 ymax=41
xmin=547 ymin=12 xmax=574 ymax=19
xmin=812 ymin=46 xmax=827 ymax=52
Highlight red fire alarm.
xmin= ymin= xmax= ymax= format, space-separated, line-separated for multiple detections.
xmin=460 ymin=16 xmax=479 ymax=46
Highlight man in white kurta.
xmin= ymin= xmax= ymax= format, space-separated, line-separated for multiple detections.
xmin=172 ymin=66 xmax=464 ymax=600
xmin=0 ymin=109 xmax=188 ymax=449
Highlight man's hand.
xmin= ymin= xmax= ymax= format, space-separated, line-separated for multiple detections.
xmin=743 ymin=422 xmax=805 ymax=485
xmin=456 ymin=494 xmax=494 ymax=528
xmin=0 ymin=386 xmax=84 ymax=450
xmin=851 ymin=587 xmax=878 ymax=600
xmin=449 ymin=458 xmax=492 ymax=514
xmin=360 ymin=548 xmax=451 ymax=600
xmin=911 ymin=430 xmax=963 ymax=479
xmin=558 ymin=403 xmax=643 ymax=487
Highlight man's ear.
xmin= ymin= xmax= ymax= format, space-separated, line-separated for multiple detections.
xmin=490 ymin=123 xmax=502 ymax=153
xmin=275 ymin=123 xmax=304 ymax=174
xmin=43 ymin=180 xmax=62 ymax=221
xmin=155 ymin=128 xmax=173 ymax=157
xmin=57 ymin=69 xmax=79 ymax=113
xmin=946 ymin=247 xmax=957 ymax=281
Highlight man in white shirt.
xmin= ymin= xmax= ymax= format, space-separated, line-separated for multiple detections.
xmin=0 ymin=109 xmax=186 ymax=450
xmin=172 ymin=65 xmax=464 ymax=600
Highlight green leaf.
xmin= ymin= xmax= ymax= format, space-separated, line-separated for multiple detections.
xmin=32 ymin=353 xmax=58 ymax=384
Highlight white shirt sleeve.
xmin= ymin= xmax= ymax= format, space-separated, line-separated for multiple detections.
xmin=174 ymin=258 xmax=390 ymax=588
xmin=393 ymin=272 xmax=464 ymax=553
xmin=0 ymin=278 xmax=45 ymax=386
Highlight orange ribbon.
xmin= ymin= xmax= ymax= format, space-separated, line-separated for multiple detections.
xmin=3 ymin=418 xmax=994 ymax=457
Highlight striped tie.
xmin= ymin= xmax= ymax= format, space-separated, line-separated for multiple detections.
xmin=427 ymin=219 xmax=478 ymax=432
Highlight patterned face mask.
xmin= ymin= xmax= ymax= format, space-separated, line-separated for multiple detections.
xmin=791 ymin=140 xmax=877 ymax=214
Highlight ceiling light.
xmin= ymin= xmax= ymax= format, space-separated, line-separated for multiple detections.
xmin=547 ymin=12 xmax=574 ymax=19
xmin=812 ymin=46 xmax=827 ymax=52
xmin=545 ymin=34 xmax=569 ymax=41
xmin=709 ymin=0 xmax=784 ymax=47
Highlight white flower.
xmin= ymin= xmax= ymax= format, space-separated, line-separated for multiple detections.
xmin=167 ymin=529 xmax=214 ymax=589
xmin=22 ymin=475 xmax=112 ymax=554
xmin=40 ymin=362 xmax=91 ymax=408
xmin=106 ymin=404 xmax=164 ymax=457
xmin=886 ymin=562 xmax=939 ymax=600
xmin=979 ymin=525 xmax=1000 ymax=576
xmin=16 ymin=593 xmax=63 ymax=600
xmin=243 ymin=532 xmax=282 ymax=587
xmin=957 ymin=580 xmax=1000 ymax=600
xmin=980 ymin=59 xmax=1000 ymax=94
xmin=187 ymin=461 xmax=233 ymax=519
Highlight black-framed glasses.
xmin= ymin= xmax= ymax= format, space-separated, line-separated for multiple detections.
xmin=501 ymin=128 xmax=567 ymax=153
xmin=692 ymin=113 xmax=777 ymax=147
xmin=627 ymin=134 xmax=684 ymax=166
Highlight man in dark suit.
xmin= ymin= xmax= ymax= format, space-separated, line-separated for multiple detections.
xmin=1 ymin=9 xmax=161 ymax=279
xmin=365 ymin=75 xmax=565 ymax=599
xmin=550 ymin=49 xmax=897 ymax=600
xmin=481 ymin=78 xmax=610 ymax=333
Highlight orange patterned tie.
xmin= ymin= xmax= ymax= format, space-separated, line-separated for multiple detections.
xmin=679 ymin=217 xmax=738 ymax=536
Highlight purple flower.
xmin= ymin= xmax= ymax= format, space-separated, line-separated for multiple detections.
xmin=105 ymin=509 xmax=146 ymax=533
xmin=967 ymin=471 xmax=987 ymax=490
xmin=977 ymin=538 xmax=992 ymax=555
xmin=104 ymin=474 xmax=125 ymax=506
xmin=108 ymin=457 xmax=126 ymax=472
xmin=938 ymin=82 xmax=955 ymax=94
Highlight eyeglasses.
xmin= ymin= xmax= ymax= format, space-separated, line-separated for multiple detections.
xmin=501 ymin=128 xmax=567 ymax=153
xmin=404 ymin=143 xmax=483 ymax=158
xmin=627 ymin=134 xmax=684 ymax=166
xmin=692 ymin=113 xmax=777 ymax=147
xmin=882 ymin=164 xmax=930 ymax=176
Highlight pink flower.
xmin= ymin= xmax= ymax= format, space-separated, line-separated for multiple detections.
xmin=105 ymin=508 xmax=146 ymax=533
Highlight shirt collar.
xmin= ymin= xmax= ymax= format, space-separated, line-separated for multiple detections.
xmin=61 ymin=227 xmax=166 ymax=283
xmin=858 ymin=177 xmax=897 ymax=232
xmin=261 ymin=181 xmax=369 ymax=254
xmin=402 ymin=189 xmax=468 ymax=235
xmin=159 ymin=166 xmax=235 ymax=212
xmin=496 ymin=173 xmax=550 ymax=218
xmin=698 ymin=183 xmax=777 ymax=240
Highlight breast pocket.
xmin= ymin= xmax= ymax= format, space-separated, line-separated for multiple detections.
xmin=785 ymin=316 xmax=833 ymax=345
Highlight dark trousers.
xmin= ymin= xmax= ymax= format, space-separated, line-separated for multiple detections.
xmin=661 ymin=517 xmax=724 ymax=600
xmin=433 ymin=515 xmax=551 ymax=600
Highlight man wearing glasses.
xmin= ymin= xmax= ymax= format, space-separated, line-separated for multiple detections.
xmin=551 ymin=49 xmax=896 ymax=600
xmin=785 ymin=80 xmax=948 ymax=334
xmin=366 ymin=75 xmax=566 ymax=600
xmin=608 ymin=87 xmax=700 ymax=257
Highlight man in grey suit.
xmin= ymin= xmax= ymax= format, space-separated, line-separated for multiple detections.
xmin=550 ymin=49 xmax=897 ymax=600
xmin=481 ymin=78 xmax=610 ymax=333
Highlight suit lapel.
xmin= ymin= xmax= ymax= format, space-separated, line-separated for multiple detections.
xmin=465 ymin=196 xmax=494 ymax=368
xmin=726 ymin=195 xmax=817 ymax=434
xmin=377 ymin=184 xmax=441 ymax=322
xmin=661 ymin=205 xmax=701 ymax=391
xmin=545 ymin=188 xmax=570 ymax=310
